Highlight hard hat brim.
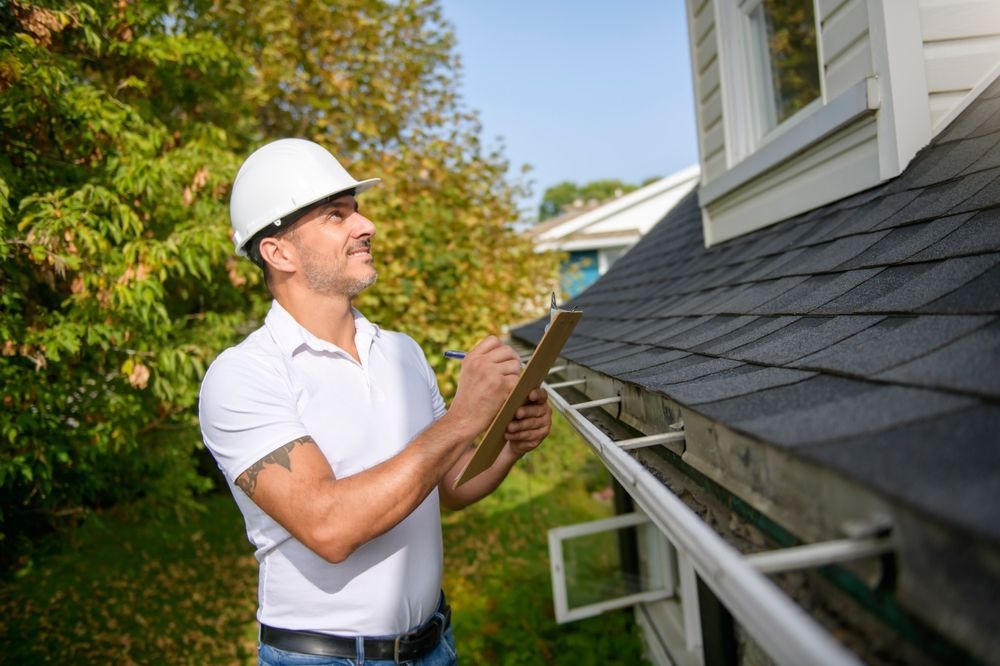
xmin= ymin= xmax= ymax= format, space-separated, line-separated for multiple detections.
xmin=234 ymin=176 xmax=381 ymax=257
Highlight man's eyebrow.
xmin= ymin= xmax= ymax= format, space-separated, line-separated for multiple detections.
xmin=322 ymin=197 xmax=359 ymax=214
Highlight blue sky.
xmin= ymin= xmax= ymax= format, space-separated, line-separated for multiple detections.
xmin=438 ymin=1 xmax=700 ymax=218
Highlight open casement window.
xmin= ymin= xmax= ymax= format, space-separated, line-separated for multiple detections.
xmin=548 ymin=512 xmax=705 ymax=666
xmin=720 ymin=0 xmax=823 ymax=163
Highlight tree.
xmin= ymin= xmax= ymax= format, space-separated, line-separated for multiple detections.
xmin=538 ymin=177 xmax=657 ymax=221
xmin=0 ymin=0 xmax=556 ymax=557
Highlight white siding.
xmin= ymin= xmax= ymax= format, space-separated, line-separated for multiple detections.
xmin=705 ymin=116 xmax=880 ymax=245
xmin=919 ymin=0 xmax=1000 ymax=130
xmin=821 ymin=0 xmax=873 ymax=99
xmin=689 ymin=0 xmax=727 ymax=182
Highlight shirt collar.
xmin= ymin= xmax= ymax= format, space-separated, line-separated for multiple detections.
xmin=265 ymin=299 xmax=380 ymax=359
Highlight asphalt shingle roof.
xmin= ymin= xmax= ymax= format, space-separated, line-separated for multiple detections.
xmin=514 ymin=80 xmax=1000 ymax=544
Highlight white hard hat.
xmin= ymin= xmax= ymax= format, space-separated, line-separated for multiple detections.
xmin=229 ymin=138 xmax=380 ymax=256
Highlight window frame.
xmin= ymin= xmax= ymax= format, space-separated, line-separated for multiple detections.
xmin=547 ymin=512 xmax=676 ymax=623
xmin=716 ymin=0 xmax=827 ymax=167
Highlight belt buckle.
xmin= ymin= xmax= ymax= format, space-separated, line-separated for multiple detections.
xmin=393 ymin=632 xmax=411 ymax=664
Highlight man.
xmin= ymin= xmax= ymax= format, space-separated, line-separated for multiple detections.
xmin=199 ymin=138 xmax=552 ymax=665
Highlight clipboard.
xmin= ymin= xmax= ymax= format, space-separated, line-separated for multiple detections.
xmin=452 ymin=308 xmax=582 ymax=488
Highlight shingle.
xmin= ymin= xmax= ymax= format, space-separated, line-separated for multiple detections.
xmin=624 ymin=354 xmax=743 ymax=385
xmin=563 ymin=338 xmax=611 ymax=358
xmin=726 ymin=315 xmax=882 ymax=365
xmin=948 ymin=168 xmax=1000 ymax=214
xmin=692 ymin=316 xmax=800 ymax=354
xmin=726 ymin=383 xmax=974 ymax=446
xmin=817 ymin=256 xmax=999 ymax=314
xmin=835 ymin=215 xmax=971 ymax=269
xmin=670 ymin=285 xmax=745 ymax=316
xmin=571 ymin=342 xmax=650 ymax=366
xmin=958 ymin=131 xmax=1000 ymax=176
xmin=864 ymin=254 xmax=1000 ymax=312
xmin=921 ymin=261 xmax=1000 ymax=313
xmin=910 ymin=209 xmax=1000 ymax=261
xmin=794 ymin=315 xmax=994 ymax=377
xmin=815 ymin=264 xmax=933 ymax=313
xmin=877 ymin=319 xmax=1000 ymax=397
xmin=799 ymin=404 xmax=1000 ymax=543
xmin=597 ymin=348 xmax=691 ymax=375
xmin=878 ymin=169 xmax=999 ymax=227
xmin=728 ymin=247 xmax=810 ymax=283
xmin=657 ymin=315 xmax=759 ymax=349
xmin=936 ymin=94 xmax=1000 ymax=143
xmin=664 ymin=365 xmax=815 ymax=406
xmin=763 ymin=232 xmax=889 ymax=277
xmin=697 ymin=375 xmax=863 ymax=424
xmin=753 ymin=268 xmax=883 ymax=315
xmin=633 ymin=316 xmax=715 ymax=345
xmin=908 ymin=131 xmax=1000 ymax=188
xmin=826 ymin=189 xmax=923 ymax=236
xmin=708 ymin=276 xmax=809 ymax=314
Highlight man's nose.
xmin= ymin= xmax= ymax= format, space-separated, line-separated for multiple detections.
xmin=350 ymin=212 xmax=376 ymax=237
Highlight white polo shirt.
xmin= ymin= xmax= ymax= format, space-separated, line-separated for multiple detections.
xmin=199 ymin=300 xmax=447 ymax=636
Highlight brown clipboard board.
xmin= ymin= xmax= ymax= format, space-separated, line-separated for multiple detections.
xmin=452 ymin=309 xmax=582 ymax=488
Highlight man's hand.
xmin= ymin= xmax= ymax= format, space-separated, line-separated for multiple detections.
xmin=448 ymin=336 xmax=523 ymax=438
xmin=505 ymin=387 xmax=552 ymax=456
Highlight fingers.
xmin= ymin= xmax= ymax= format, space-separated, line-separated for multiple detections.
xmin=507 ymin=397 xmax=552 ymax=438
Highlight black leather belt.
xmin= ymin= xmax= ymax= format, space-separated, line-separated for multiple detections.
xmin=260 ymin=598 xmax=451 ymax=663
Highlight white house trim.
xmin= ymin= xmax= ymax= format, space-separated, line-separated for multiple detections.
xmin=700 ymin=79 xmax=873 ymax=206
xmin=867 ymin=0 xmax=933 ymax=179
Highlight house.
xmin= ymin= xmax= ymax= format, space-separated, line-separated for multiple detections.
xmin=516 ymin=2 xmax=1000 ymax=664
xmin=527 ymin=167 xmax=700 ymax=297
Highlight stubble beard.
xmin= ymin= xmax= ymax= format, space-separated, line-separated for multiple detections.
xmin=300 ymin=247 xmax=377 ymax=299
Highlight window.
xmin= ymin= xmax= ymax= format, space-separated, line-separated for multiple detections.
xmin=745 ymin=0 xmax=821 ymax=137
xmin=548 ymin=512 xmax=705 ymax=663
xmin=548 ymin=512 xmax=673 ymax=623
xmin=716 ymin=0 xmax=824 ymax=165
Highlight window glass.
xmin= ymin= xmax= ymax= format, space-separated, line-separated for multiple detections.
xmin=749 ymin=0 xmax=820 ymax=131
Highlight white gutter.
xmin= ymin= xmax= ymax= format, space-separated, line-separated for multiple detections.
xmin=544 ymin=384 xmax=862 ymax=666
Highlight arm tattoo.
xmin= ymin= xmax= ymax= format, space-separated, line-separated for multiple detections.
xmin=236 ymin=436 xmax=313 ymax=498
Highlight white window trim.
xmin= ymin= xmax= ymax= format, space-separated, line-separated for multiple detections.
xmin=547 ymin=512 xmax=675 ymax=624
xmin=701 ymin=78 xmax=874 ymax=206
xmin=706 ymin=0 xmax=884 ymax=208
xmin=715 ymin=0 xmax=827 ymax=165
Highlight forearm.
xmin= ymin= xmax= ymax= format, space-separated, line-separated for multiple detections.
xmin=279 ymin=412 xmax=477 ymax=562
xmin=438 ymin=442 xmax=522 ymax=510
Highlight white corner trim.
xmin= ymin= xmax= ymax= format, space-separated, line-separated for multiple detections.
xmin=931 ymin=61 xmax=1000 ymax=136
xmin=867 ymin=0 xmax=932 ymax=179
xmin=699 ymin=79 xmax=872 ymax=206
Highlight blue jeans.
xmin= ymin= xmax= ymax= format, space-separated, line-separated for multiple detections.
xmin=258 ymin=625 xmax=458 ymax=666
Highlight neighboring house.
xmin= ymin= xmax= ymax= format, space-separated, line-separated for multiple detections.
xmin=516 ymin=2 xmax=1000 ymax=665
xmin=528 ymin=167 xmax=700 ymax=297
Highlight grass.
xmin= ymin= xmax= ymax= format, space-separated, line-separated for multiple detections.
xmin=0 ymin=413 xmax=644 ymax=664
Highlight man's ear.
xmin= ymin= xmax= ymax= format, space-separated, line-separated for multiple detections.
xmin=258 ymin=236 xmax=297 ymax=276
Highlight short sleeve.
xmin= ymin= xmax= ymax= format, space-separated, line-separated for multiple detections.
xmin=403 ymin=336 xmax=446 ymax=421
xmin=198 ymin=350 xmax=309 ymax=483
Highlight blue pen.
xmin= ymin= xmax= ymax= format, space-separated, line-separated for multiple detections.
xmin=443 ymin=350 xmax=467 ymax=360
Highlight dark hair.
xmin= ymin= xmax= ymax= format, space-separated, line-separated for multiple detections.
xmin=244 ymin=188 xmax=357 ymax=272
